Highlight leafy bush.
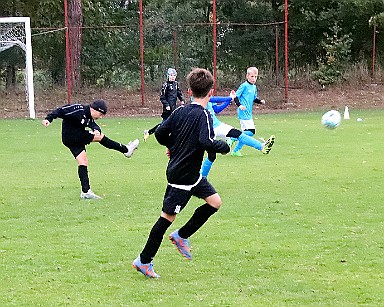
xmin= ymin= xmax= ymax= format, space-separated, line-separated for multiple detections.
xmin=313 ymin=24 xmax=352 ymax=86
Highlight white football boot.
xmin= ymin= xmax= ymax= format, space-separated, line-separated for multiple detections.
xmin=80 ymin=189 xmax=102 ymax=199
xmin=124 ymin=139 xmax=139 ymax=158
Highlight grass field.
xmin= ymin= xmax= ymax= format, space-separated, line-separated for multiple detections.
xmin=1 ymin=110 xmax=384 ymax=306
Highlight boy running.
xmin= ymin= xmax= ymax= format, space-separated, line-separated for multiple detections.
xmin=132 ymin=68 xmax=229 ymax=278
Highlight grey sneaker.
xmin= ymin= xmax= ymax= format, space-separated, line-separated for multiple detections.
xmin=80 ymin=189 xmax=102 ymax=199
xmin=261 ymin=135 xmax=275 ymax=154
xmin=124 ymin=139 xmax=139 ymax=158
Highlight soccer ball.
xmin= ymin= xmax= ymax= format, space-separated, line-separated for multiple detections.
xmin=321 ymin=110 xmax=341 ymax=129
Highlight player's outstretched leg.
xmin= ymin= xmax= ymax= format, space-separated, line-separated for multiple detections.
xmin=132 ymin=256 xmax=160 ymax=278
xmin=232 ymin=133 xmax=263 ymax=156
xmin=99 ymin=136 xmax=139 ymax=158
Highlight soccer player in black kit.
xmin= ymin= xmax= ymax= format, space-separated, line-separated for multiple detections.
xmin=132 ymin=68 xmax=230 ymax=278
xmin=143 ymin=68 xmax=185 ymax=142
xmin=42 ymin=99 xmax=139 ymax=199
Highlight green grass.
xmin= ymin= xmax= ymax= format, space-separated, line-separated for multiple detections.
xmin=1 ymin=110 xmax=384 ymax=306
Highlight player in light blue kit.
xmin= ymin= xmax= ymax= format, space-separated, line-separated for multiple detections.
xmin=200 ymin=91 xmax=274 ymax=177
xmin=232 ymin=67 xmax=275 ymax=157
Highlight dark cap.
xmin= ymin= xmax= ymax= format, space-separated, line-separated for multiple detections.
xmin=90 ymin=99 xmax=107 ymax=114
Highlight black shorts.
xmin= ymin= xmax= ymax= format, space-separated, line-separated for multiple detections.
xmin=62 ymin=130 xmax=94 ymax=158
xmin=162 ymin=177 xmax=217 ymax=215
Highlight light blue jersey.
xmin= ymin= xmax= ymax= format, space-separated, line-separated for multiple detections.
xmin=235 ymin=81 xmax=257 ymax=120
xmin=192 ymin=96 xmax=231 ymax=129
xmin=207 ymin=96 xmax=232 ymax=128
xmin=206 ymin=101 xmax=221 ymax=128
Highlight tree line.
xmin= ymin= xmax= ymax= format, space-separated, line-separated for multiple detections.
xmin=1 ymin=0 xmax=384 ymax=91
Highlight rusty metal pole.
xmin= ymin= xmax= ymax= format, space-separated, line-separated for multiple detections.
xmin=275 ymin=24 xmax=279 ymax=84
xmin=372 ymin=23 xmax=377 ymax=79
xmin=173 ymin=31 xmax=178 ymax=70
xmin=212 ymin=0 xmax=217 ymax=94
xmin=139 ymin=0 xmax=145 ymax=106
xmin=284 ymin=0 xmax=289 ymax=103
xmin=64 ymin=0 xmax=71 ymax=103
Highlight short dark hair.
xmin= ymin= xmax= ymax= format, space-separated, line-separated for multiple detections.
xmin=186 ymin=68 xmax=213 ymax=98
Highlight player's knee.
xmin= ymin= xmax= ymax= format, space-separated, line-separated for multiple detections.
xmin=161 ymin=211 xmax=176 ymax=223
xmin=76 ymin=151 xmax=88 ymax=165
xmin=206 ymin=193 xmax=222 ymax=209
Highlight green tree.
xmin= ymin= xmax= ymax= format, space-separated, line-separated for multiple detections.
xmin=288 ymin=0 xmax=384 ymax=66
xmin=80 ymin=0 xmax=139 ymax=87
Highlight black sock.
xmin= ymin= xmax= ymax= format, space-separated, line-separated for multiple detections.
xmin=148 ymin=124 xmax=160 ymax=135
xmin=178 ymin=203 xmax=218 ymax=239
xmin=78 ymin=165 xmax=90 ymax=193
xmin=140 ymin=216 xmax=172 ymax=264
xmin=100 ymin=136 xmax=127 ymax=153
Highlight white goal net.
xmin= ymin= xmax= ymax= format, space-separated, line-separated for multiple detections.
xmin=0 ymin=17 xmax=35 ymax=118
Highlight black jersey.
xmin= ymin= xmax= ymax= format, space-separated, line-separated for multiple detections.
xmin=160 ymin=80 xmax=184 ymax=112
xmin=155 ymin=103 xmax=230 ymax=185
xmin=45 ymin=104 xmax=101 ymax=138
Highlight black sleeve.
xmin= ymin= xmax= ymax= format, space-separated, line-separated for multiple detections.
xmin=176 ymin=82 xmax=185 ymax=102
xmin=155 ymin=117 xmax=172 ymax=147
xmin=234 ymin=97 xmax=241 ymax=107
xmin=253 ymin=97 xmax=262 ymax=104
xmin=207 ymin=139 xmax=230 ymax=154
xmin=45 ymin=106 xmax=66 ymax=122
xmin=88 ymin=120 xmax=101 ymax=132
xmin=159 ymin=82 xmax=169 ymax=107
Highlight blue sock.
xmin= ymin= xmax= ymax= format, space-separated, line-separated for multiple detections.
xmin=233 ymin=131 xmax=255 ymax=152
xmin=237 ymin=133 xmax=262 ymax=151
xmin=233 ymin=140 xmax=244 ymax=153
xmin=243 ymin=130 xmax=254 ymax=137
xmin=201 ymin=157 xmax=213 ymax=177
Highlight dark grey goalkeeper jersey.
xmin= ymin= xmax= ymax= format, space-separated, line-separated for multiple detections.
xmin=155 ymin=103 xmax=230 ymax=185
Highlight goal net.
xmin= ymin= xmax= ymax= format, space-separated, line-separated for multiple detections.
xmin=0 ymin=17 xmax=35 ymax=118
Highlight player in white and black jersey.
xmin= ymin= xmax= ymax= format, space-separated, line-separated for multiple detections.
xmin=133 ymin=68 xmax=230 ymax=278
xmin=42 ymin=99 xmax=139 ymax=199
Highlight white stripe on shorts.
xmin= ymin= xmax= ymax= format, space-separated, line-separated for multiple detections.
xmin=168 ymin=175 xmax=202 ymax=191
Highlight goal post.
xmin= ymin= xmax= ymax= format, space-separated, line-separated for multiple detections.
xmin=0 ymin=17 xmax=35 ymax=119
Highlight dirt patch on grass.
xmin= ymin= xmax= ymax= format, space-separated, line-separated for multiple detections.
xmin=1 ymin=83 xmax=383 ymax=119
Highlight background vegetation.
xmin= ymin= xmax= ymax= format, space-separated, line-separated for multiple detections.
xmin=1 ymin=0 xmax=384 ymax=92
